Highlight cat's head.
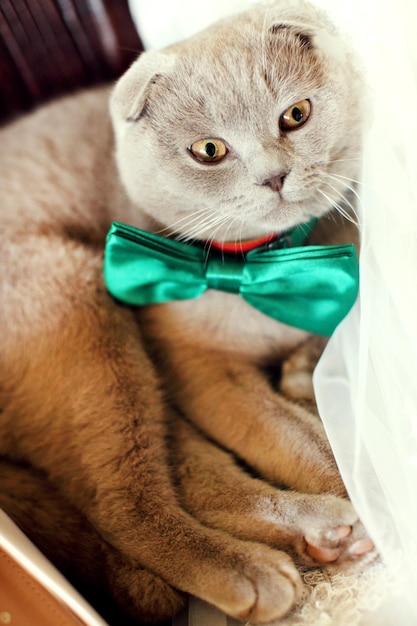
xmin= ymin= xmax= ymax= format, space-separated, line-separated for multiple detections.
xmin=110 ymin=1 xmax=363 ymax=243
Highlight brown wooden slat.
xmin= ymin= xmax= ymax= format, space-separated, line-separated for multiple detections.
xmin=57 ymin=0 xmax=109 ymax=80
xmin=0 ymin=1 xmax=43 ymax=99
xmin=0 ymin=35 xmax=30 ymax=119
xmin=72 ymin=0 xmax=116 ymax=76
xmin=104 ymin=0 xmax=144 ymax=69
xmin=27 ymin=0 xmax=85 ymax=90
xmin=0 ymin=0 xmax=144 ymax=123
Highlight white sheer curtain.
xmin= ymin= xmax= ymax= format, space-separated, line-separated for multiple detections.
xmin=313 ymin=0 xmax=417 ymax=620
xmin=129 ymin=1 xmax=417 ymax=622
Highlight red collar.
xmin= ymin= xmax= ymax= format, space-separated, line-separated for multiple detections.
xmin=208 ymin=233 xmax=278 ymax=254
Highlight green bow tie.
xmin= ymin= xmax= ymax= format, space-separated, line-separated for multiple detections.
xmin=103 ymin=221 xmax=359 ymax=336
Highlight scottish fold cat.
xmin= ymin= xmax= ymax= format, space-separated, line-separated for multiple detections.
xmin=0 ymin=2 xmax=373 ymax=623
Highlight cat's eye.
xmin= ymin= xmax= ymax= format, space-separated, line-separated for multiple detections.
xmin=279 ymin=99 xmax=311 ymax=131
xmin=188 ymin=138 xmax=228 ymax=163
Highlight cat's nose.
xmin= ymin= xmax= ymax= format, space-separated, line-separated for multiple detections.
xmin=262 ymin=172 xmax=287 ymax=193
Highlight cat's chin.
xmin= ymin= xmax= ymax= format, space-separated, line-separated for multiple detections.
xmin=244 ymin=211 xmax=318 ymax=239
xmin=263 ymin=202 xmax=332 ymax=233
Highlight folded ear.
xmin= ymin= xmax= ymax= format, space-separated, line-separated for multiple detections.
xmin=110 ymin=50 xmax=175 ymax=125
xmin=269 ymin=21 xmax=316 ymax=49
xmin=268 ymin=14 xmax=347 ymax=66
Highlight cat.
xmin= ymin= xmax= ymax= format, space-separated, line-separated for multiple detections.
xmin=0 ymin=1 xmax=374 ymax=624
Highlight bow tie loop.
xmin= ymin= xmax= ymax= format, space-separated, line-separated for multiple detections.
xmin=104 ymin=222 xmax=359 ymax=336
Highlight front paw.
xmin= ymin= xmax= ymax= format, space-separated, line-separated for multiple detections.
xmin=304 ymin=518 xmax=375 ymax=567
xmin=287 ymin=493 xmax=375 ymax=567
xmin=280 ymin=335 xmax=328 ymax=402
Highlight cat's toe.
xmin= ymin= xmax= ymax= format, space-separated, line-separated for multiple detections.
xmin=305 ymin=542 xmax=341 ymax=563
xmin=288 ymin=494 xmax=375 ymax=567
xmin=305 ymin=524 xmax=352 ymax=563
xmin=304 ymin=520 xmax=375 ymax=566
xmin=348 ymin=536 xmax=375 ymax=556
xmin=280 ymin=370 xmax=315 ymax=401
xmin=238 ymin=546 xmax=302 ymax=623
xmin=337 ymin=520 xmax=376 ymax=564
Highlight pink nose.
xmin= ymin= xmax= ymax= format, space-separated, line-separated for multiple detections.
xmin=263 ymin=173 xmax=287 ymax=193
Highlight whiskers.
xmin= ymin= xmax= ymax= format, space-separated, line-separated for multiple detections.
xmin=318 ymin=170 xmax=364 ymax=227
xmin=156 ymin=206 xmax=236 ymax=247
xmin=155 ymin=206 xmax=212 ymax=239
xmin=326 ymin=157 xmax=362 ymax=166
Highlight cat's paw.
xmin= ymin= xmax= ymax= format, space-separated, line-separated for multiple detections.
xmin=220 ymin=542 xmax=303 ymax=623
xmin=288 ymin=493 xmax=375 ymax=567
xmin=280 ymin=336 xmax=328 ymax=402
xmin=119 ymin=542 xmax=302 ymax=624
xmin=106 ymin=522 xmax=303 ymax=624
xmin=304 ymin=518 xmax=375 ymax=566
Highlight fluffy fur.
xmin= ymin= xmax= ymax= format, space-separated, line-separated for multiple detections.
xmin=0 ymin=2 xmax=373 ymax=624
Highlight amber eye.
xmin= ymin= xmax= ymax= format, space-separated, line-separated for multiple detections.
xmin=188 ymin=138 xmax=228 ymax=163
xmin=279 ymin=99 xmax=312 ymax=131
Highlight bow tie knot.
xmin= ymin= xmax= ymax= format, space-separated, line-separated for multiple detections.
xmin=205 ymin=256 xmax=244 ymax=293
xmin=103 ymin=221 xmax=359 ymax=336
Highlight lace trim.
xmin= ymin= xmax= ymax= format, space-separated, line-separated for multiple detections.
xmin=180 ymin=559 xmax=400 ymax=626
xmin=265 ymin=560 xmax=396 ymax=626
